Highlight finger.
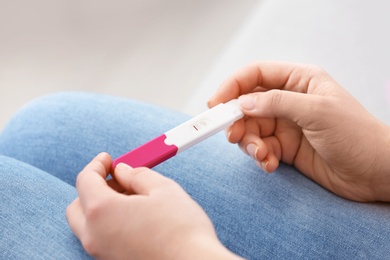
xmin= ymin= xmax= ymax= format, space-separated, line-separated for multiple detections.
xmin=111 ymin=163 xmax=137 ymax=194
xmin=261 ymin=136 xmax=282 ymax=173
xmin=66 ymin=198 xmax=86 ymax=240
xmin=239 ymin=133 xmax=268 ymax=162
xmin=84 ymin=152 xmax=112 ymax=179
xmin=242 ymin=118 xmax=302 ymax=163
xmin=238 ymin=91 xmax=325 ymax=127
xmin=76 ymin=153 xmax=114 ymax=208
xmin=225 ymin=118 xmax=246 ymax=143
xmin=239 ymin=134 xmax=281 ymax=173
xmin=107 ymin=178 xmax=126 ymax=193
xmin=114 ymin=163 xmax=174 ymax=195
xmin=245 ymin=136 xmax=281 ymax=173
xmin=229 ymin=116 xmax=274 ymax=145
xmin=256 ymin=153 xmax=280 ymax=173
xmin=273 ymin=119 xmax=303 ymax=164
xmin=237 ymin=117 xmax=275 ymax=160
xmin=208 ymin=62 xmax=326 ymax=107
xmin=208 ymin=62 xmax=294 ymax=107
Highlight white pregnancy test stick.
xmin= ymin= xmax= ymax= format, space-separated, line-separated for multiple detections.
xmin=112 ymin=99 xmax=244 ymax=169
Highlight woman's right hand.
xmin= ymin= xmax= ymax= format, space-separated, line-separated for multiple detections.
xmin=208 ymin=62 xmax=390 ymax=202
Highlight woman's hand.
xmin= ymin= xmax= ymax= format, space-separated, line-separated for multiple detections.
xmin=66 ymin=153 xmax=241 ymax=260
xmin=208 ymin=62 xmax=390 ymax=202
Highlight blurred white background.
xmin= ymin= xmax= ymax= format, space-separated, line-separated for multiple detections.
xmin=1 ymin=0 xmax=390 ymax=130
xmin=0 ymin=0 xmax=258 ymax=128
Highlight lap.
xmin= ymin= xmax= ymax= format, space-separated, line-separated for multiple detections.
xmin=1 ymin=92 xmax=389 ymax=259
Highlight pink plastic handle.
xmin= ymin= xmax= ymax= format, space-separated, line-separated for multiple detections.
xmin=112 ymin=134 xmax=178 ymax=169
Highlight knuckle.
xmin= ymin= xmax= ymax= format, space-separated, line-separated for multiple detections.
xmin=164 ymin=177 xmax=178 ymax=188
xmin=88 ymin=160 xmax=107 ymax=176
xmin=65 ymin=203 xmax=74 ymax=217
xmin=84 ymin=207 xmax=99 ymax=223
xmin=269 ymin=89 xmax=283 ymax=108
xmin=84 ymin=200 xmax=107 ymax=223
xmin=75 ymin=173 xmax=84 ymax=190
xmin=305 ymin=64 xmax=326 ymax=75
xmin=81 ymin=234 xmax=99 ymax=257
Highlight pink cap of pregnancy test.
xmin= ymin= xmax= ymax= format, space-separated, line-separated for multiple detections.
xmin=112 ymin=134 xmax=178 ymax=169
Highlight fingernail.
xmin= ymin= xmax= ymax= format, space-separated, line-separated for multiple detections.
xmin=256 ymin=160 xmax=270 ymax=173
xmin=239 ymin=95 xmax=256 ymax=110
xmin=246 ymin=143 xmax=258 ymax=160
xmin=207 ymin=98 xmax=214 ymax=108
xmin=261 ymin=160 xmax=274 ymax=174
xmin=116 ymin=163 xmax=132 ymax=172
xmin=226 ymin=129 xmax=232 ymax=140
xmin=260 ymin=160 xmax=268 ymax=171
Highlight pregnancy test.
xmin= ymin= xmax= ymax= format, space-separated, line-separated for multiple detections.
xmin=112 ymin=99 xmax=244 ymax=169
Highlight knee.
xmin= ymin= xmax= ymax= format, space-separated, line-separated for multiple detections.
xmin=1 ymin=92 xmax=119 ymax=135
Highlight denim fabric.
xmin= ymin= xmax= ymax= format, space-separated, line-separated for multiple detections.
xmin=0 ymin=155 xmax=91 ymax=259
xmin=1 ymin=92 xmax=389 ymax=259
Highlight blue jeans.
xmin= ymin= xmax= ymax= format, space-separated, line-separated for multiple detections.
xmin=1 ymin=92 xmax=389 ymax=259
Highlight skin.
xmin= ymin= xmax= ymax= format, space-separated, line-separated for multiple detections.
xmin=67 ymin=61 xmax=390 ymax=258
xmin=66 ymin=152 xmax=242 ymax=260
xmin=208 ymin=61 xmax=390 ymax=202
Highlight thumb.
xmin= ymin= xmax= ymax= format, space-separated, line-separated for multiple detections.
xmin=114 ymin=163 xmax=173 ymax=195
xmin=238 ymin=90 xmax=324 ymax=127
